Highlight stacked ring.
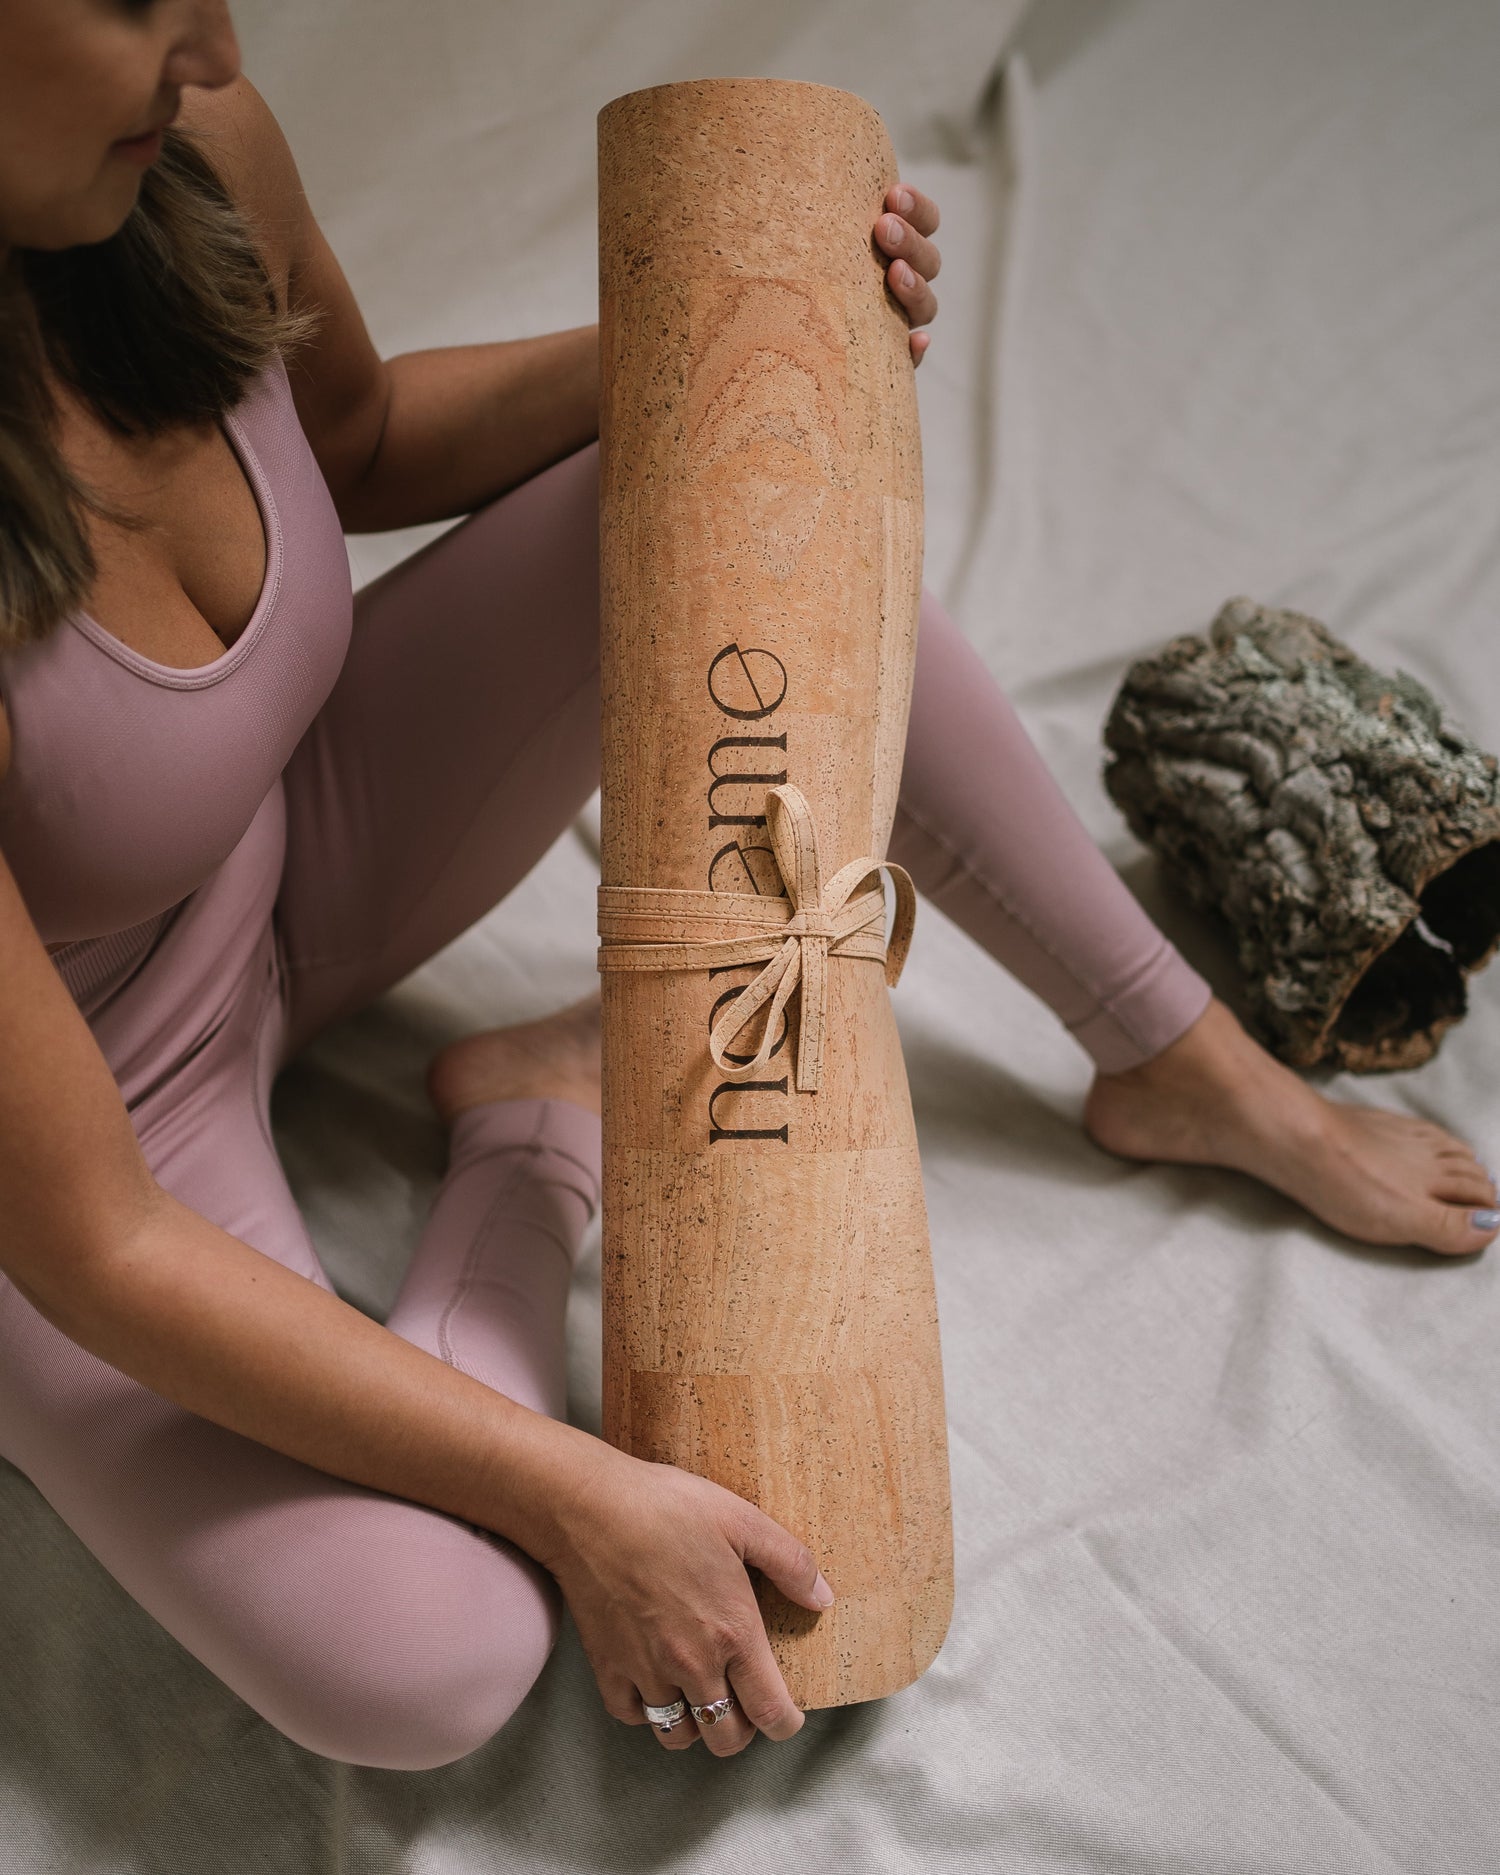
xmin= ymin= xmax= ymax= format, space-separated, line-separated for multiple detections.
xmin=642 ymin=1697 xmax=690 ymax=1732
xmin=690 ymin=1694 xmax=737 ymax=1727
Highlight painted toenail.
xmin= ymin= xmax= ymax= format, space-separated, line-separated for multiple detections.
xmin=1471 ymin=1209 xmax=1500 ymax=1231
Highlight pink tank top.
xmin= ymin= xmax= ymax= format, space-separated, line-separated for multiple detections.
xmin=0 ymin=353 xmax=353 ymax=998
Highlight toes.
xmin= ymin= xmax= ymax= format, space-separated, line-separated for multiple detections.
xmin=1430 ymin=1160 xmax=1500 ymax=1207
xmin=1418 ymin=1201 xmax=1499 ymax=1257
xmin=1432 ymin=1140 xmax=1492 ymax=1185
xmin=1430 ymin=1140 xmax=1497 ymax=1205
xmin=1435 ymin=1141 xmax=1486 ymax=1170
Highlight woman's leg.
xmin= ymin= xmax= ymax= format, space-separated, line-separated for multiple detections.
xmin=0 ymin=913 xmax=601 ymax=1770
xmin=894 ymin=592 xmax=1497 ymax=1253
xmin=892 ymin=589 xmax=1213 ymax=1072
xmin=272 ymin=443 xmax=601 ymax=1065
xmin=270 ymin=438 xmax=1211 ymax=1074
xmin=269 ymin=426 xmax=1495 ymax=1289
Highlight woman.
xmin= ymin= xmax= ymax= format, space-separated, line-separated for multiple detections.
xmin=0 ymin=0 xmax=1493 ymax=1774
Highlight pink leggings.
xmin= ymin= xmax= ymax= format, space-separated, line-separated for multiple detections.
xmin=0 ymin=441 xmax=1209 ymax=1770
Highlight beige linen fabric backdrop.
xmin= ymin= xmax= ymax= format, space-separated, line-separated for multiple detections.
xmin=5 ymin=2 xmax=1500 ymax=1871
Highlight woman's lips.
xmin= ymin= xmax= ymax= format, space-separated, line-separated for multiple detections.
xmin=111 ymin=127 xmax=165 ymax=165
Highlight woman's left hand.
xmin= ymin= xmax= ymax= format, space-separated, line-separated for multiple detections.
xmin=874 ymin=184 xmax=942 ymax=367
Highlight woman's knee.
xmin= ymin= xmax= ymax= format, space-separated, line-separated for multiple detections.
xmin=243 ymin=1527 xmax=565 ymax=1771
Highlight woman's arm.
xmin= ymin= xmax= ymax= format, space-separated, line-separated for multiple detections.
xmin=180 ymin=77 xmax=596 ymax=528
xmin=29 ymin=1166 xmax=827 ymax=1740
xmin=3 ymin=829 xmax=823 ymax=1746
xmin=182 ymin=78 xmax=939 ymax=537
xmin=0 ymin=834 xmax=591 ymax=1571
xmin=47 ymin=1180 xmax=603 ymax=1555
xmin=334 ymin=324 xmax=600 ymax=532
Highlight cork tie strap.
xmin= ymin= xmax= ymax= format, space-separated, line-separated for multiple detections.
xmin=596 ymin=783 xmax=916 ymax=1093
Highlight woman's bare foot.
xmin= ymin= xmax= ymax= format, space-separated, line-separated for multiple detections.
xmin=425 ymin=990 xmax=602 ymax=1125
xmin=1083 ymin=996 xmax=1500 ymax=1256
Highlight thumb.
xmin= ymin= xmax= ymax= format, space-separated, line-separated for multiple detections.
xmin=733 ymin=1504 xmax=836 ymax=1612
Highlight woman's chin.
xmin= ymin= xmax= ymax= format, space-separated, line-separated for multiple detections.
xmin=12 ymin=180 xmax=143 ymax=253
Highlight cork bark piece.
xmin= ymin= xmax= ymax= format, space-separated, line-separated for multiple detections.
xmin=597 ymin=79 xmax=953 ymax=1709
xmin=1103 ymin=597 xmax=1500 ymax=1070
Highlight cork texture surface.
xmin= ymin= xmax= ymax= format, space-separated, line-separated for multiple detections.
xmin=597 ymin=78 xmax=953 ymax=1708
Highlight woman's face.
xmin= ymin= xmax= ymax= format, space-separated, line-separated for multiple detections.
xmin=0 ymin=0 xmax=241 ymax=253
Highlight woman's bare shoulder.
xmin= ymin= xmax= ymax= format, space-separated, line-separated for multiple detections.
xmin=175 ymin=76 xmax=302 ymax=310
xmin=173 ymin=79 xmax=390 ymax=514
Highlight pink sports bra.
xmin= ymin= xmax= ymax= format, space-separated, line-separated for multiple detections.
xmin=0 ymin=352 xmax=353 ymax=984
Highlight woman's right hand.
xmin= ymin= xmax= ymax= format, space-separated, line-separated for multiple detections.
xmin=537 ymin=1441 xmax=837 ymax=1756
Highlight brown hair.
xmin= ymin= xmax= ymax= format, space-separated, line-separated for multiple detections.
xmin=0 ymin=122 xmax=322 ymax=654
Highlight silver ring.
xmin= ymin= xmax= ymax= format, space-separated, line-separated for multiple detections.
xmin=642 ymin=1696 xmax=689 ymax=1732
xmin=690 ymin=1694 xmax=737 ymax=1727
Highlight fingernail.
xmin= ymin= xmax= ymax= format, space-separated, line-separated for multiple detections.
xmin=884 ymin=215 xmax=904 ymax=245
xmin=812 ymin=1571 xmax=835 ymax=1608
xmin=896 ymin=188 xmax=914 ymax=213
xmin=1471 ymin=1209 xmax=1500 ymax=1231
xmin=895 ymin=261 xmax=913 ymax=288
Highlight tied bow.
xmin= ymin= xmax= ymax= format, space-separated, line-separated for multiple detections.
xmin=595 ymin=784 xmax=916 ymax=1093
xmin=708 ymin=786 xmax=914 ymax=1090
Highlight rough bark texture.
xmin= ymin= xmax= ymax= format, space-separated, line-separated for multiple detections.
xmin=1103 ymin=597 xmax=1500 ymax=1071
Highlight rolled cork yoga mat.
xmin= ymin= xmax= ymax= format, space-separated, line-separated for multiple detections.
xmin=596 ymin=78 xmax=953 ymax=1709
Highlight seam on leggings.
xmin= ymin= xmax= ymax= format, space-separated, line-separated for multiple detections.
xmin=249 ymin=937 xmax=289 ymax=1173
xmin=247 ymin=946 xmax=329 ymax=1287
xmin=458 ymin=1137 xmax=600 ymax=1214
xmin=281 ymin=659 xmax=600 ymax=977
xmin=892 ymin=797 xmax=1170 ymax=1058
xmin=437 ymin=1104 xmax=579 ymax=1372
